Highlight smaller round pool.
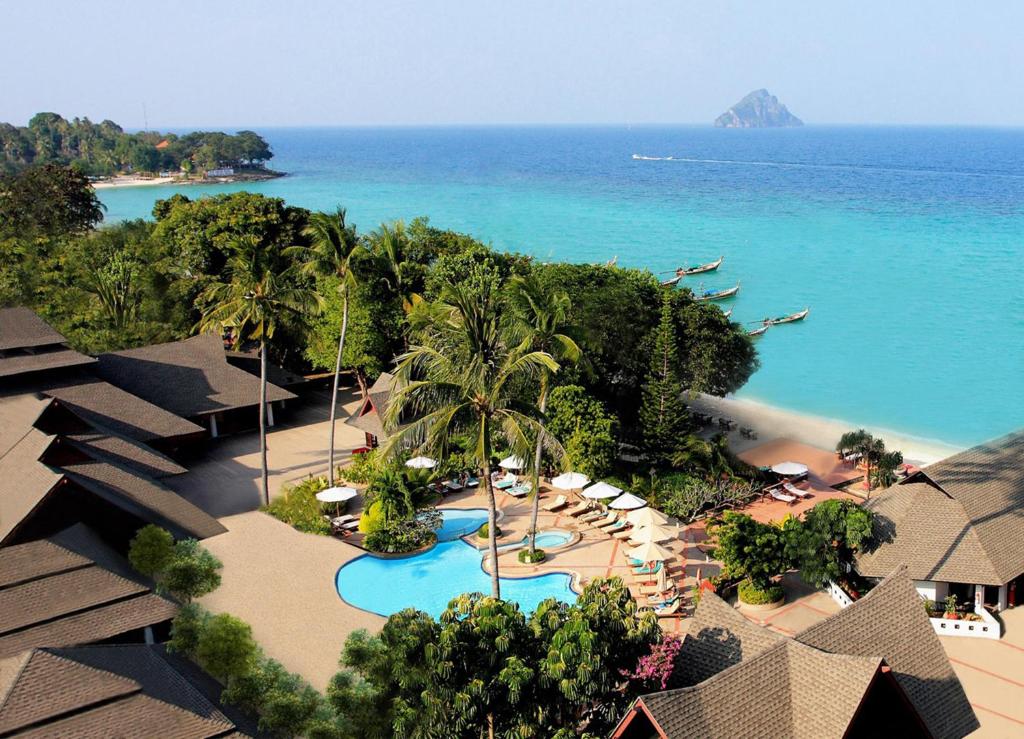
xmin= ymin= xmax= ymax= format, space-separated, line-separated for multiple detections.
xmin=497 ymin=528 xmax=573 ymax=551
xmin=433 ymin=508 xmax=489 ymax=541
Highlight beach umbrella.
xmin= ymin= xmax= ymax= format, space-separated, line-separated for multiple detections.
xmin=771 ymin=461 xmax=808 ymax=477
xmin=609 ymin=492 xmax=647 ymax=510
xmin=627 ymin=541 xmax=674 ymax=563
xmin=405 ymin=456 xmax=437 ymax=469
xmin=499 ymin=455 xmax=525 ymax=470
xmin=629 ymin=523 xmax=676 ymax=544
xmin=316 ymin=486 xmax=358 ymax=515
xmin=626 ymin=507 xmax=670 ymax=527
xmin=551 ymin=471 xmax=590 ymax=490
xmin=582 ymin=481 xmax=622 ymax=499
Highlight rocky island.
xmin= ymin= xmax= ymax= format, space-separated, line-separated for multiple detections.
xmin=714 ymin=89 xmax=803 ymax=128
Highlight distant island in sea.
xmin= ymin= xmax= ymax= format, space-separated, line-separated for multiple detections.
xmin=714 ymin=89 xmax=803 ymax=128
xmin=0 ymin=112 xmax=284 ymax=187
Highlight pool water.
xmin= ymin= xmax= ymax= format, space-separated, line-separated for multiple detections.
xmin=499 ymin=529 xmax=573 ymax=551
xmin=337 ymin=510 xmax=577 ymax=618
xmin=431 ymin=507 xmax=489 ymax=541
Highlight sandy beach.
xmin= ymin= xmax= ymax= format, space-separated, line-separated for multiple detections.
xmin=688 ymin=392 xmax=963 ymax=466
xmin=91 ymin=175 xmax=180 ymax=189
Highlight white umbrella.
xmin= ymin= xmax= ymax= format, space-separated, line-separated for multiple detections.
xmin=582 ymin=481 xmax=622 ymax=499
xmin=626 ymin=507 xmax=670 ymax=527
xmin=608 ymin=492 xmax=647 ymax=510
xmin=499 ymin=455 xmax=525 ymax=470
xmin=316 ymin=486 xmax=358 ymax=515
xmin=771 ymin=461 xmax=809 ymax=477
xmin=551 ymin=472 xmax=590 ymax=490
xmin=629 ymin=523 xmax=675 ymax=544
xmin=405 ymin=456 xmax=437 ymax=469
xmin=627 ymin=541 xmax=674 ymax=563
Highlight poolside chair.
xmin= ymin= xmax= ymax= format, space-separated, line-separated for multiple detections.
xmin=589 ymin=512 xmax=618 ymax=528
xmin=578 ymin=509 xmax=606 ymax=524
xmin=782 ymin=481 xmax=811 ymax=499
xmin=465 ymin=474 xmax=480 ymax=487
xmin=612 ymin=527 xmax=634 ymax=541
xmin=444 ymin=478 xmax=465 ymax=492
xmin=506 ymin=483 xmax=531 ymax=498
xmin=603 ymin=519 xmax=629 ymax=534
xmin=565 ymin=501 xmax=591 ymax=517
xmin=631 ymin=561 xmax=663 ymax=576
xmin=655 ymin=598 xmax=682 ymax=617
xmin=542 ymin=494 xmax=568 ymax=512
xmin=769 ymin=488 xmax=797 ymax=505
xmin=494 ymin=472 xmax=518 ymax=490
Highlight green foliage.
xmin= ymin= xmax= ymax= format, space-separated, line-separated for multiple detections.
xmin=639 ymin=293 xmax=690 ymax=465
xmin=162 ymin=539 xmax=223 ymax=602
xmin=656 ymin=477 xmax=759 ymax=523
xmin=708 ymin=512 xmax=791 ymax=590
xmin=518 ymin=548 xmax=546 ymax=563
xmin=196 ymin=613 xmax=258 ymax=682
xmin=167 ymin=602 xmax=207 ymax=656
xmin=0 ymin=112 xmax=273 ymax=175
xmin=477 ymin=522 xmax=501 ymax=539
xmin=263 ymin=476 xmax=332 ymax=534
xmin=127 ymin=524 xmax=175 ymax=578
xmin=737 ymin=580 xmax=784 ymax=605
xmin=545 ymin=385 xmax=619 ymax=479
xmin=0 ymin=163 xmax=104 ymax=238
xmin=671 ymin=433 xmax=745 ymax=480
xmin=358 ymin=501 xmax=387 ymax=534
xmin=364 ymin=511 xmax=441 ymax=554
xmin=788 ymin=499 xmax=875 ymax=588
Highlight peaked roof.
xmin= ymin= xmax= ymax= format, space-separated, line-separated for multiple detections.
xmin=0 ymin=308 xmax=66 ymax=351
xmin=0 ymin=307 xmax=96 ymax=377
xmin=858 ymin=430 xmax=1024 ymax=585
xmin=345 ymin=371 xmax=397 ymax=439
xmin=96 ymin=333 xmax=295 ymax=418
xmin=0 ymin=525 xmax=178 ymax=659
xmin=622 ymin=568 xmax=977 ymax=739
xmin=0 ymin=645 xmax=257 ymax=737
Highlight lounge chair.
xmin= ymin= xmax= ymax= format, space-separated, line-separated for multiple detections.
xmin=589 ymin=512 xmax=618 ymax=528
xmin=494 ymin=473 xmax=518 ymax=490
xmin=444 ymin=479 xmax=465 ymax=492
xmin=612 ymin=527 xmax=634 ymax=541
xmin=565 ymin=501 xmax=591 ymax=517
xmin=768 ymin=489 xmax=797 ymax=505
xmin=578 ymin=509 xmax=606 ymax=524
xmin=655 ymin=598 xmax=682 ymax=617
xmin=542 ymin=495 xmax=568 ymax=512
xmin=603 ymin=519 xmax=629 ymax=534
xmin=631 ymin=561 xmax=663 ymax=576
xmin=465 ymin=475 xmax=480 ymax=487
xmin=782 ymin=481 xmax=811 ymax=499
xmin=506 ymin=483 xmax=531 ymax=498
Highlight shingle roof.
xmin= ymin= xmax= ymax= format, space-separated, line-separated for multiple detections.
xmin=345 ymin=371 xmax=397 ymax=440
xmin=0 ymin=427 xmax=63 ymax=545
xmin=0 ymin=645 xmax=256 ymax=738
xmin=66 ymin=430 xmax=187 ymax=478
xmin=0 ymin=346 xmax=97 ymax=378
xmin=96 ymin=333 xmax=295 ymax=418
xmin=796 ymin=566 xmax=979 ymax=739
xmin=225 ymin=350 xmax=306 ymax=387
xmin=625 ymin=568 xmax=977 ymax=739
xmin=858 ymin=430 xmax=1024 ymax=586
xmin=0 ymin=307 xmax=67 ymax=351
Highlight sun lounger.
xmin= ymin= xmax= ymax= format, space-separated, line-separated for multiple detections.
xmin=769 ymin=489 xmax=797 ymax=504
xmin=639 ymin=581 xmax=675 ymax=596
xmin=612 ymin=528 xmax=634 ymax=540
xmin=566 ymin=501 xmax=591 ymax=517
xmin=782 ymin=481 xmax=811 ymax=499
xmin=603 ymin=520 xmax=629 ymax=534
xmin=506 ymin=483 xmax=531 ymax=497
xmin=444 ymin=479 xmax=465 ymax=492
xmin=589 ymin=512 xmax=618 ymax=528
xmin=494 ymin=477 xmax=517 ymax=490
xmin=578 ymin=509 xmax=606 ymax=523
xmin=631 ymin=562 xmax=663 ymax=576
xmin=542 ymin=494 xmax=568 ymax=512
xmin=655 ymin=598 xmax=682 ymax=616
xmin=465 ymin=476 xmax=480 ymax=487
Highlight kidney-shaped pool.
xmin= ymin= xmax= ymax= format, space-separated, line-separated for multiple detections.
xmin=336 ymin=508 xmax=577 ymax=618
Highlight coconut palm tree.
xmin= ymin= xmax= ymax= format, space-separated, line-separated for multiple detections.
xmin=198 ymin=235 xmax=319 ymax=506
xmin=671 ymin=433 xmax=737 ymax=480
xmin=371 ymin=220 xmax=420 ymax=313
xmin=383 ymin=280 xmax=560 ymax=597
xmin=287 ymin=207 xmax=362 ymax=485
xmin=836 ymin=429 xmax=885 ymax=497
xmin=507 ymin=273 xmax=580 ymax=557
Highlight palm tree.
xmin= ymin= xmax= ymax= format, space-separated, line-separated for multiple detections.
xmin=383 ymin=281 xmax=560 ymax=597
xmin=507 ymin=273 xmax=580 ymax=557
xmin=836 ymin=429 xmax=885 ymax=497
xmin=371 ymin=220 xmax=419 ymax=313
xmin=288 ymin=207 xmax=362 ymax=486
xmin=671 ymin=433 xmax=736 ymax=480
xmin=198 ymin=235 xmax=319 ymax=506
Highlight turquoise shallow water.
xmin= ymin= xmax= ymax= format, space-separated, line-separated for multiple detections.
xmin=98 ymin=126 xmax=1024 ymax=446
xmin=336 ymin=510 xmax=576 ymax=617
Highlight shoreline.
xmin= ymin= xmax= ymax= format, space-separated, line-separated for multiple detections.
xmin=688 ymin=392 xmax=963 ymax=466
xmin=91 ymin=170 xmax=285 ymax=190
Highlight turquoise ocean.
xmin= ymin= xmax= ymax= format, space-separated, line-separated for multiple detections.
xmin=97 ymin=126 xmax=1024 ymax=447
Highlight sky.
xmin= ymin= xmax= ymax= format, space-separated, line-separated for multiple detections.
xmin=2 ymin=1 xmax=1023 ymax=128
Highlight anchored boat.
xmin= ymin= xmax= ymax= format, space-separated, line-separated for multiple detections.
xmin=767 ymin=307 xmax=810 ymax=325
xmin=696 ymin=282 xmax=740 ymax=302
xmin=679 ymin=255 xmax=724 ymax=276
xmin=748 ymin=324 xmax=769 ymax=337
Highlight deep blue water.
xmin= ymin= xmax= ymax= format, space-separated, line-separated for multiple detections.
xmin=98 ymin=126 xmax=1024 ymax=446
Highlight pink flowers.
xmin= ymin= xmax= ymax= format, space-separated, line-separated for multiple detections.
xmin=624 ymin=635 xmax=684 ymax=690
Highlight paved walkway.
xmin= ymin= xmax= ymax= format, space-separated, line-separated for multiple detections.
xmin=169 ymin=389 xmax=368 ymax=517
xmin=198 ymin=511 xmax=383 ymax=692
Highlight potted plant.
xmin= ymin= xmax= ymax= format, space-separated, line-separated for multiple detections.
xmin=943 ymin=594 xmax=959 ymax=620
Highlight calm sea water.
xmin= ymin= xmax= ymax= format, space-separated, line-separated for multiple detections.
xmin=98 ymin=126 xmax=1024 ymax=446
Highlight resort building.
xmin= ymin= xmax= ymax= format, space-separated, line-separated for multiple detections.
xmin=856 ymin=430 xmax=1024 ymax=613
xmin=612 ymin=568 xmax=978 ymax=739
xmin=95 ymin=333 xmax=296 ymax=438
xmin=345 ymin=370 xmax=396 ymax=448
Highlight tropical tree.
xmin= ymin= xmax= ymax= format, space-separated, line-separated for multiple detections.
xmin=639 ymin=292 xmax=689 ymax=465
xmin=383 ymin=280 xmax=560 ymax=597
xmin=545 ymin=385 xmax=619 ymax=479
xmin=708 ymin=511 xmax=791 ymax=590
xmin=671 ymin=433 xmax=737 ymax=479
xmin=288 ymin=207 xmax=362 ymax=485
xmin=507 ymin=273 xmax=581 ymax=557
xmin=371 ymin=220 xmax=420 ymax=313
xmin=198 ymin=235 xmax=319 ymax=505
xmin=836 ymin=429 xmax=886 ymax=496
xmin=787 ymin=499 xmax=874 ymax=588
xmin=872 ymin=450 xmax=904 ymax=489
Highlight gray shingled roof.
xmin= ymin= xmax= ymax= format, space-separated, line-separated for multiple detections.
xmin=345 ymin=371 xmax=397 ymax=440
xmin=0 ymin=426 xmax=64 ymax=545
xmin=96 ymin=333 xmax=295 ymax=418
xmin=625 ymin=568 xmax=977 ymax=739
xmin=858 ymin=430 xmax=1024 ymax=586
xmin=0 ymin=307 xmax=67 ymax=350
xmin=0 ymin=346 xmax=97 ymax=378
xmin=65 ymin=431 xmax=187 ymax=478
xmin=0 ymin=308 xmax=97 ymax=377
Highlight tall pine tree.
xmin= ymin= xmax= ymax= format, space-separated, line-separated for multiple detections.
xmin=640 ymin=292 xmax=689 ymax=465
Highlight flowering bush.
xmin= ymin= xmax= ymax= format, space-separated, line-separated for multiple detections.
xmin=624 ymin=635 xmax=684 ymax=691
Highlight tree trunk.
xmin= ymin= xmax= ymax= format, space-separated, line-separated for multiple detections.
xmin=327 ymin=293 xmax=349 ymax=485
xmin=528 ymin=384 xmax=548 ymax=556
xmin=487 ymin=713 xmax=495 ymax=739
xmin=482 ymin=460 xmax=501 ymax=599
xmin=259 ymin=340 xmax=269 ymax=507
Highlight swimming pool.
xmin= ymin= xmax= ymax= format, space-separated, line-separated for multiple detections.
xmin=430 ymin=507 xmax=489 ymax=541
xmin=498 ymin=528 xmax=574 ymax=551
xmin=337 ymin=510 xmax=577 ymax=618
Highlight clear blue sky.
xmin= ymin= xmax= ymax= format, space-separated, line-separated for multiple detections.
xmin=3 ymin=1 xmax=1022 ymax=128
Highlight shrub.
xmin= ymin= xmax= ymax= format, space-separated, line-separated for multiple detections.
xmin=163 ymin=539 xmax=222 ymax=602
xmin=477 ymin=523 xmax=502 ymax=539
xmin=264 ymin=476 xmax=331 ymax=534
xmin=518 ymin=548 xmax=546 ymax=564
xmin=168 ymin=603 xmax=207 ymax=656
xmin=358 ymin=501 xmax=386 ymax=533
xmin=339 ymin=449 xmax=381 ymax=485
xmin=128 ymin=524 xmax=174 ymax=577
xmin=364 ymin=512 xmax=441 ymax=554
xmin=737 ymin=579 xmax=784 ymax=605
xmin=195 ymin=613 xmax=258 ymax=682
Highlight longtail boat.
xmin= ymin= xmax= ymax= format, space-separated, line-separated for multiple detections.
xmin=661 ymin=274 xmax=683 ymax=287
xmin=748 ymin=325 xmax=769 ymax=337
xmin=680 ymin=255 xmax=724 ymax=276
xmin=695 ymin=282 xmax=740 ymax=302
xmin=767 ymin=307 xmax=810 ymax=325
xmin=722 ymin=308 xmax=733 ymax=319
